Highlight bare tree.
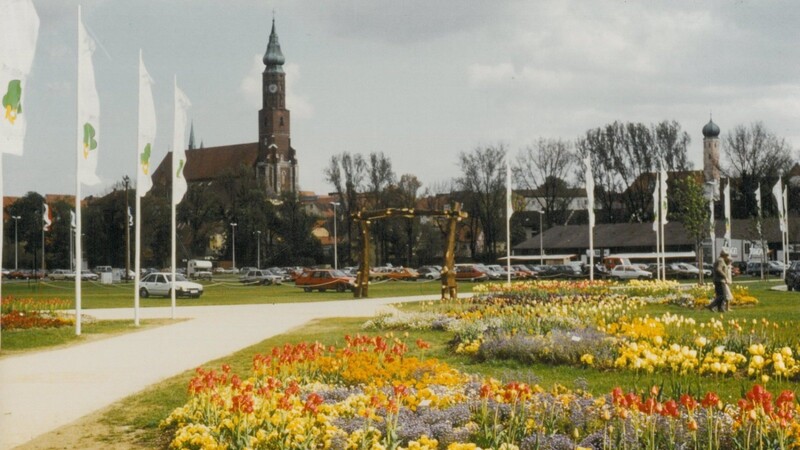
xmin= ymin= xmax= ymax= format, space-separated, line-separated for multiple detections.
xmin=457 ymin=144 xmax=507 ymax=261
xmin=722 ymin=122 xmax=794 ymax=219
xmin=723 ymin=122 xmax=794 ymax=180
xmin=576 ymin=120 xmax=692 ymax=223
xmin=324 ymin=152 xmax=366 ymax=264
xmin=366 ymin=152 xmax=395 ymax=264
xmin=514 ymin=138 xmax=575 ymax=227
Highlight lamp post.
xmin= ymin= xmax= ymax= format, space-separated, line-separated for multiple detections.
xmin=330 ymin=202 xmax=340 ymax=270
xmin=230 ymin=222 xmax=237 ymax=271
xmin=12 ymin=215 xmax=21 ymax=270
xmin=256 ymin=230 xmax=262 ymax=269
xmin=123 ymin=175 xmax=131 ymax=282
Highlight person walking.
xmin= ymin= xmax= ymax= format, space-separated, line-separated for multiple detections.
xmin=708 ymin=249 xmax=730 ymax=312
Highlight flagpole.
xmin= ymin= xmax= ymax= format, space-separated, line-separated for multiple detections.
xmin=0 ymin=154 xmax=4 ymax=350
xmin=783 ymin=185 xmax=789 ymax=279
xmin=655 ymin=171 xmax=661 ymax=280
xmin=134 ymin=194 xmax=141 ymax=326
xmin=505 ymin=158 xmax=511 ymax=287
xmin=660 ymin=174 xmax=665 ymax=280
xmin=74 ymin=5 xmax=83 ymax=336
xmin=170 ymin=75 xmax=177 ymax=320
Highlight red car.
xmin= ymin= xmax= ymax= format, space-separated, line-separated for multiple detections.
xmin=294 ymin=269 xmax=356 ymax=292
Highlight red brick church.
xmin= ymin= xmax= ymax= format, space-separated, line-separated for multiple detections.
xmin=152 ymin=18 xmax=298 ymax=195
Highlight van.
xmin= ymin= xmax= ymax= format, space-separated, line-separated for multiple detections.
xmin=94 ymin=265 xmax=112 ymax=275
xmin=187 ymin=260 xmax=213 ymax=278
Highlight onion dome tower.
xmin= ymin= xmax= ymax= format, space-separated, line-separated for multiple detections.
xmin=702 ymin=117 xmax=720 ymax=196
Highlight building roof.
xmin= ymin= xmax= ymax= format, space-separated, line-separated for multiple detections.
xmin=152 ymin=142 xmax=259 ymax=186
xmin=515 ymin=217 xmax=798 ymax=251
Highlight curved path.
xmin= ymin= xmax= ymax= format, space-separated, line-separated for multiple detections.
xmin=0 ymin=295 xmax=439 ymax=449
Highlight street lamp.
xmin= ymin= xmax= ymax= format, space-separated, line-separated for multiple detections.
xmin=330 ymin=202 xmax=340 ymax=270
xmin=11 ymin=215 xmax=21 ymax=270
xmin=230 ymin=222 xmax=237 ymax=271
xmin=256 ymin=230 xmax=262 ymax=269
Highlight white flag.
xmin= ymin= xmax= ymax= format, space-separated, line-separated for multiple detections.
xmin=773 ymin=179 xmax=785 ymax=233
xmin=77 ymin=8 xmax=100 ymax=185
xmin=584 ymin=156 xmax=594 ymax=228
xmin=137 ymin=51 xmax=156 ymax=197
xmin=0 ymin=0 xmax=39 ymax=155
xmin=755 ymin=185 xmax=762 ymax=235
xmin=42 ymin=202 xmax=51 ymax=231
xmin=652 ymin=174 xmax=659 ymax=232
xmin=782 ymin=186 xmax=788 ymax=233
xmin=70 ymin=209 xmax=76 ymax=228
xmin=128 ymin=206 xmax=133 ymax=227
xmin=659 ymin=169 xmax=668 ymax=225
xmin=505 ymin=157 xmax=512 ymax=219
xmin=724 ymin=179 xmax=731 ymax=243
xmin=172 ymin=77 xmax=190 ymax=205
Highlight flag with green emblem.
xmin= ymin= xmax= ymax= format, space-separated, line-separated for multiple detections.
xmin=77 ymin=8 xmax=100 ymax=185
xmin=172 ymin=76 xmax=191 ymax=205
xmin=137 ymin=51 xmax=156 ymax=197
xmin=0 ymin=0 xmax=39 ymax=155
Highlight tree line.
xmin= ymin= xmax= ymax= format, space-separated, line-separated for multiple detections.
xmin=3 ymin=120 xmax=796 ymax=271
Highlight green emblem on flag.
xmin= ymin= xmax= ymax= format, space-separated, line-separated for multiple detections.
xmin=176 ymin=159 xmax=185 ymax=178
xmin=140 ymin=143 xmax=151 ymax=175
xmin=2 ymin=80 xmax=22 ymax=125
xmin=83 ymin=122 xmax=98 ymax=158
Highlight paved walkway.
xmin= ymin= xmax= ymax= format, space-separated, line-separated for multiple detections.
xmin=0 ymin=296 xmax=438 ymax=449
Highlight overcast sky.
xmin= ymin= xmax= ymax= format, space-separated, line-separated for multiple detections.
xmin=4 ymin=0 xmax=799 ymax=199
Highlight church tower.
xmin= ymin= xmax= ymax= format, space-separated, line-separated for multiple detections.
xmin=702 ymin=117 xmax=720 ymax=199
xmin=259 ymin=18 xmax=298 ymax=195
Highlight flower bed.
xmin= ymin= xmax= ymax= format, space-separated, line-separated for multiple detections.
xmin=1 ymin=296 xmax=72 ymax=330
xmin=163 ymin=336 xmax=800 ymax=449
xmin=364 ymin=281 xmax=797 ymax=382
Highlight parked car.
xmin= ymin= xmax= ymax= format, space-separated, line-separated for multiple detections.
xmin=746 ymin=261 xmax=783 ymax=276
xmin=552 ymin=264 xmax=582 ymax=277
xmin=239 ymin=269 xmax=282 ymax=285
xmin=385 ymin=267 xmax=419 ymax=281
xmin=139 ymin=272 xmax=203 ymax=298
xmin=610 ymin=264 xmax=653 ymax=280
xmin=78 ymin=270 xmax=99 ymax=281
xmin=48 ymin=269 xmax=73 ymax=280
xmin=417 ymin=266 xmax=441 ymax=280
xmin=785 ymin=261 xmax=800 ymax=291
xmin=454 ymin=264 xmax=489 ymax=282
xmin=190 ymin=270 xmax=213 ymax=281
xmin=294 ymin=269 xmax=356 ymax=292
xmin=93 ymin=265 xmax=112 ymax=275
xmin=214 ymin=267 xmax=236 ymax=274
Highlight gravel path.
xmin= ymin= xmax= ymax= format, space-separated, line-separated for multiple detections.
xmin=0 ymin=296 xmax=436 ymax=449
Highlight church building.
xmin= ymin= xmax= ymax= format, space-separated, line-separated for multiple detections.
xmin=152 ymin=18 xmax=299 ymax=195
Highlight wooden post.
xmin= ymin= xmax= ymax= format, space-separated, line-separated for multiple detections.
xmin=441 ymin=203 xmax=462 ymax=300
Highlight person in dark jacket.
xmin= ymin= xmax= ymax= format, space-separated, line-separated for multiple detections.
xmin=707 ymin=250 xmax=731 ymax=312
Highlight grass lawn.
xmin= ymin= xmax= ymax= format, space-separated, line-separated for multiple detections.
xmin=67 ymin=279 xmax=795 ymax=448
xmin=1 ymin=276 xmax=449 ymax=309
xmin=0 ymin=319 xmax=179 ymax=355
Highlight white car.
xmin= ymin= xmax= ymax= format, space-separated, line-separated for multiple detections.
xmin=48 ymin=269 xmax=73 ymax=280
xmin=139 ymin=272 xmax=203 ymax=298
xmin=610 ymin=265 xmax=653 ymax=280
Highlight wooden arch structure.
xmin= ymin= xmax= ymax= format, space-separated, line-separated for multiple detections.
xmin=351 ymin=203 xmax=468 ymax=300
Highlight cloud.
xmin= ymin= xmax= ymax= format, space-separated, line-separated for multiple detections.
xmin=239 ymin=55 xmax=313 ymax=119
xmin=468 ymin=63 xmax=516 ymax=86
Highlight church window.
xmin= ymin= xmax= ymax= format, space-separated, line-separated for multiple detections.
xmin=280 ymin=116 xmax=284 ymax=127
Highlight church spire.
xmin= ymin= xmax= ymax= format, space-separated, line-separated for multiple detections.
xmin=188 ymin=120 xmax=196 ymax=150
xmin=263 ymin=17 xmax=285 ymax=73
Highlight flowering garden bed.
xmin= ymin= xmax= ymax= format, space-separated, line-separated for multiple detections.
xmin=162 ymin=281 xmax=800 ymax=449
xmin=1 ymin=296 xmax=72 ymax=330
